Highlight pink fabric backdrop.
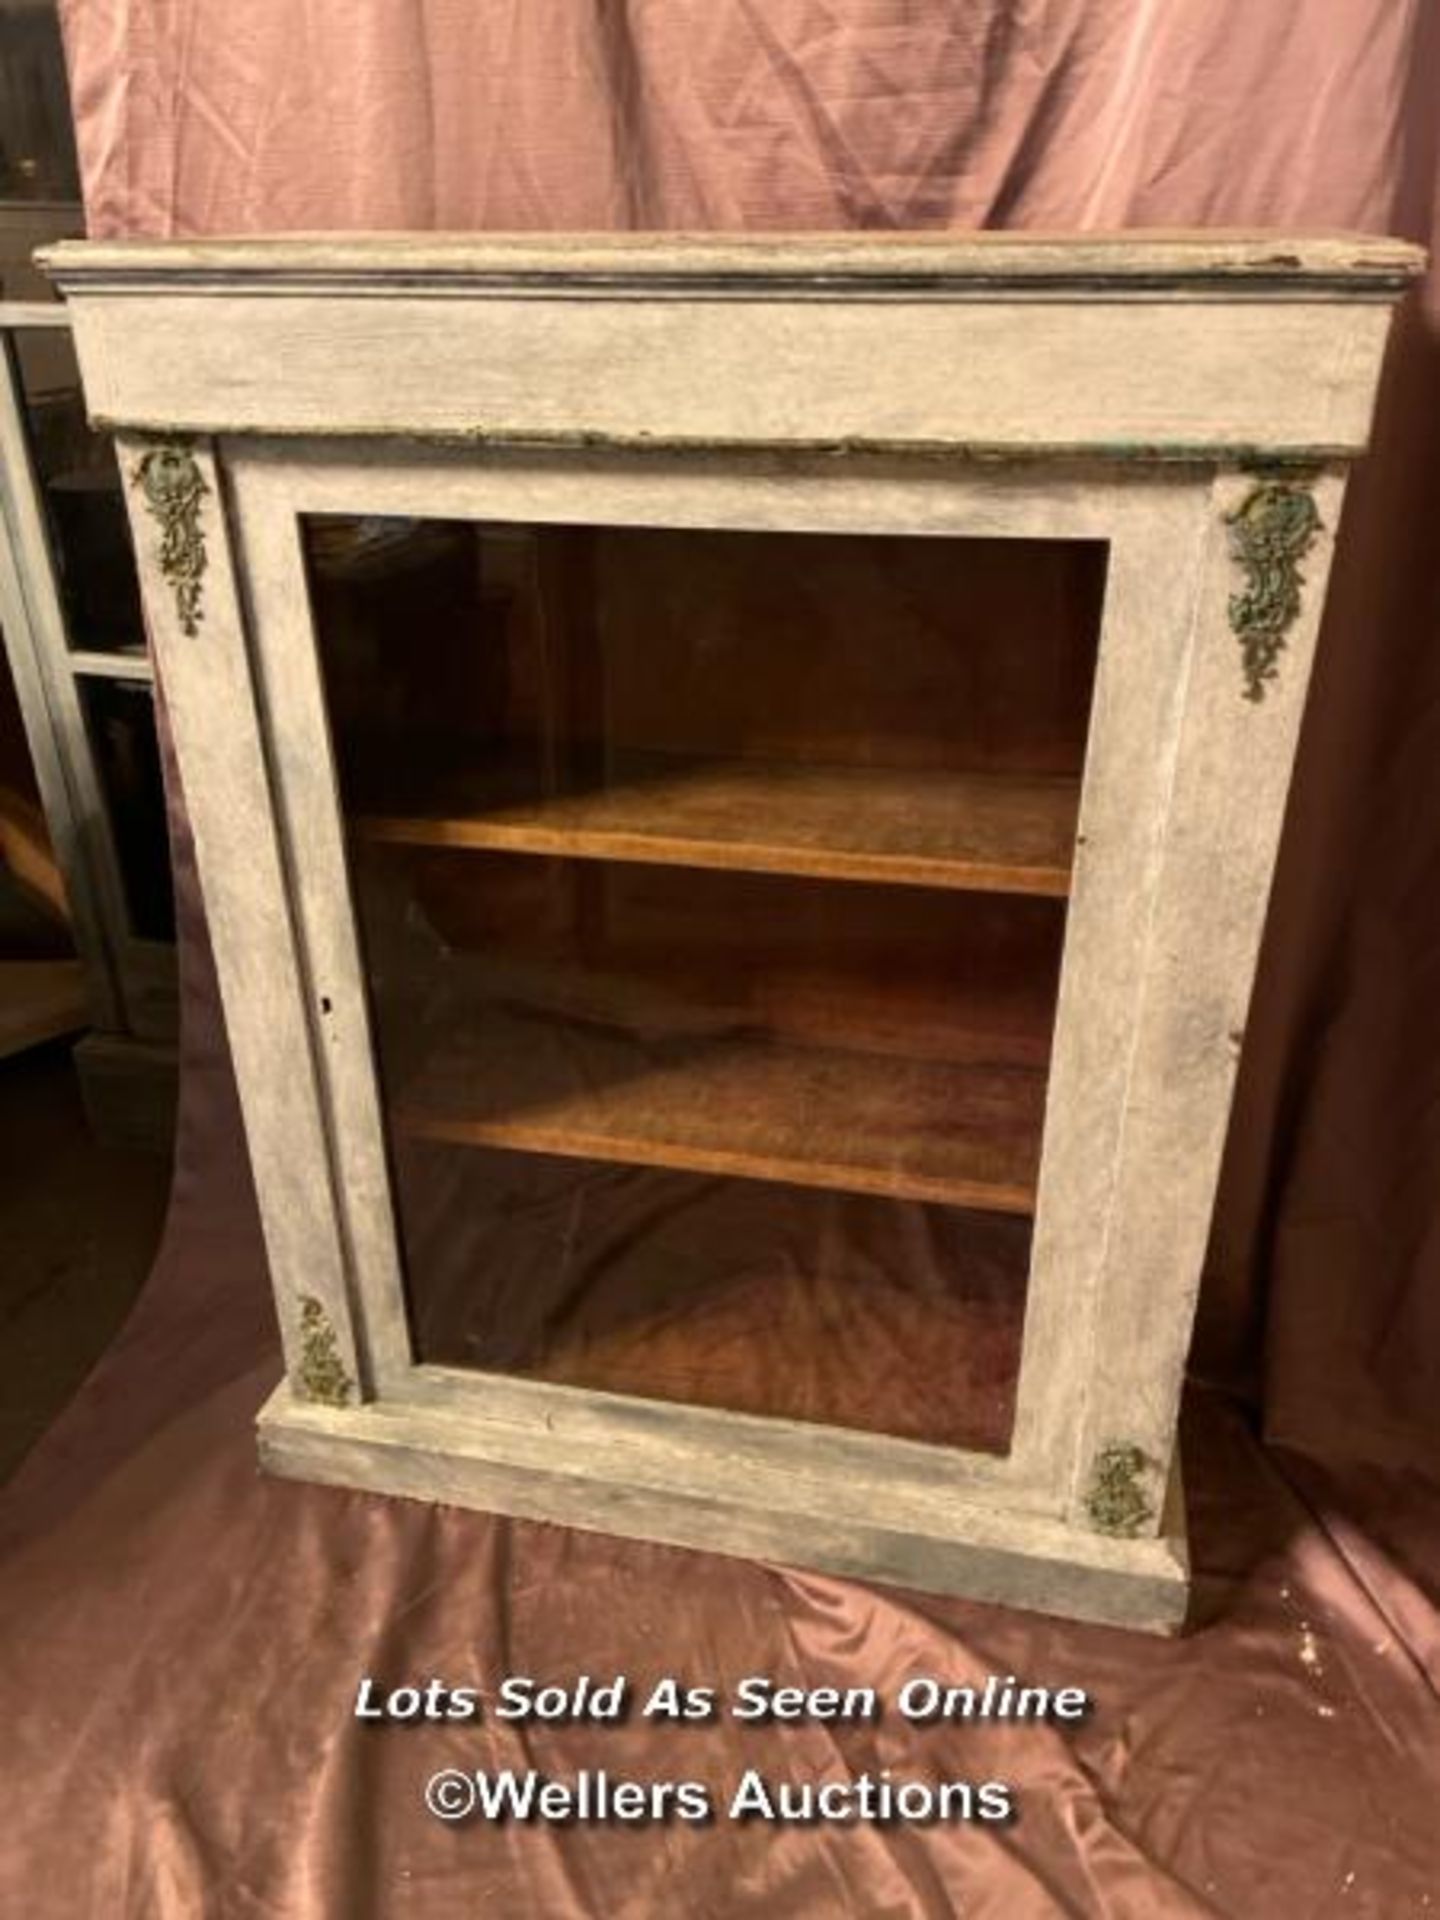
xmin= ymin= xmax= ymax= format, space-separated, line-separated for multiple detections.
xmin=2 ymin=4 xmax=1438 ymax=1913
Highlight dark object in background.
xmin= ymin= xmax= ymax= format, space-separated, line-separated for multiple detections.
xmin=79 ymin=678 xmax=174 ymax=945
xmin=0 ymin=0 xmax=80 ymax=203
xmin=47 ymin=470 xmax=147 ymax=655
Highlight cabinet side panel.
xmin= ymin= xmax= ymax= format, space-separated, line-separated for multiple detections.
xmin=1011 ymin=485 xmax=1215 ymax=1492
xmin=115 ymin=432 xmax=368 ymax=1407
xmin=1069 ymin=467 xmax=1347 ymax=1532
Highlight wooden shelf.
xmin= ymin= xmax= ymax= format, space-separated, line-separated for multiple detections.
xmin=354 ymin=751 xmax=1079 ymax=897
xmin=390 ymin=996 xmax=1045 ymax=1214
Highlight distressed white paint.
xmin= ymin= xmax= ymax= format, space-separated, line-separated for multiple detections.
xmin=38 ymin=229 xmax=1422 ymax=280
xmin=112 ymin=432 xmax=367 ymax=1400
xmin=51 ymin=233 xmax=1418 ymax=1629
xmin=59 ymin=293 xmax=1392 ymax=458
xmin=257 ymin=1382 xmax=1191 ymax=1633
xmin=1068 ymin=467 xmax=1348 ymax=1528
xmin=43 ymin=231 xmax=1419 ymax=458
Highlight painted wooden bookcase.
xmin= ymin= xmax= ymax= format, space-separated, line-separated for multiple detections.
xmin=44 ymin=234 xmax=1420 ymax=1630
xmin=0 ymin=294 xmax=178 ymax=1140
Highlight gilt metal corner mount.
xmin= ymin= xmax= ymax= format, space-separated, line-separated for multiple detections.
xmin=1085 ymin=1442 xmax=1154 ymax=1537
xmin=1225 ymin=479 xmax=1322 ymax=703
xmin=131 ymin=440 xmax=210 ymax=636
xmin=296 ymin=1294 xmax=353 ymax=1408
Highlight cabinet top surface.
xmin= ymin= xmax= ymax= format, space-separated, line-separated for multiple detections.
xmin=42 ymin=230 xmax=1424 ymax=297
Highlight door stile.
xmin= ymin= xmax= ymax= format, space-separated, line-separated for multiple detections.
xmin=116 ymin=431 xmax=371 ymax=1410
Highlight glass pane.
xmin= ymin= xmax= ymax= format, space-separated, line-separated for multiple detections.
xmin=0 ymin=628 xmax=71 ymax=957
xmin=402 ymin=1146 xmax=1033 ymax=1454
xmin=14 ymin=328 xmax=147 ymax=657
xmin=305 ymin=515 xmax=1107 ymax=1456
xmin=79 ymin=677 xmax=174 ymax=943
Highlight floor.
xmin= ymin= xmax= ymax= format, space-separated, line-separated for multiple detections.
xmin=0 ymin=1038 xmax=171 ymax=1481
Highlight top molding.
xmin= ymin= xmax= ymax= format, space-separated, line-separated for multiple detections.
xmin=41 ymin=230 xmax=1425 ymax=301
xmin=40 ymin=231 xmax=1424 ymax=457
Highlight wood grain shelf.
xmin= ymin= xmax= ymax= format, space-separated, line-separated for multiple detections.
xmin=354 ymin=751 xmax=1080 ymax=897
xmin=390 ymin=997 xmax=1046 ymax=1214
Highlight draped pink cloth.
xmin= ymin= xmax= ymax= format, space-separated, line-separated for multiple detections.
xmin=3 ymin=4 xmax=1439 ymax=1912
